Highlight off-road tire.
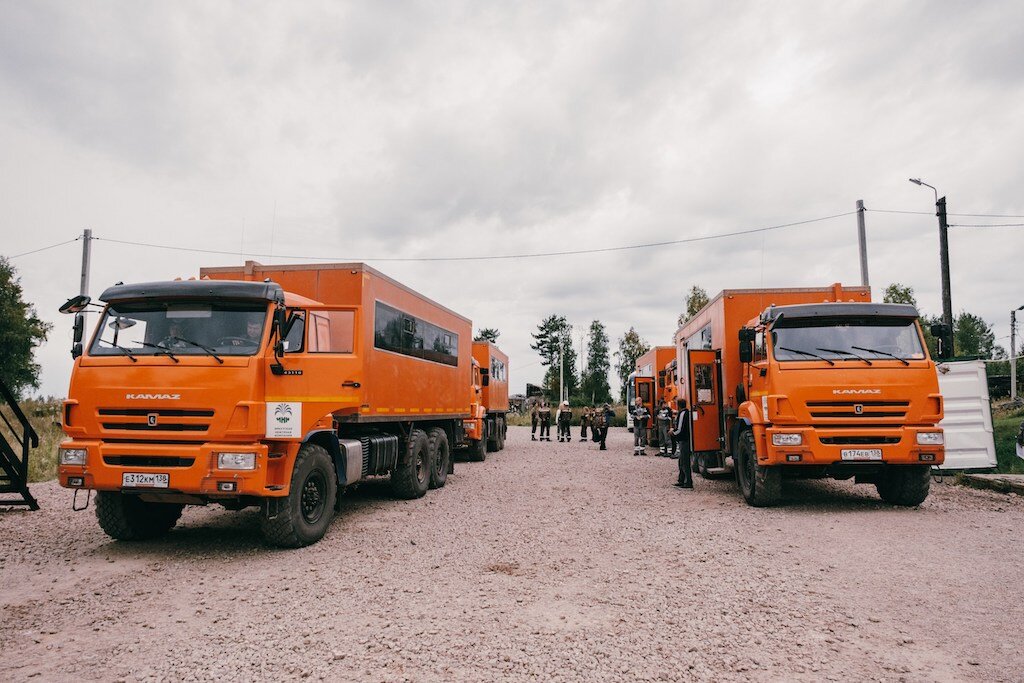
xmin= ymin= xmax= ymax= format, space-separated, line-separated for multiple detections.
xmin=736 ymin=429 xmax=781 ymax=507
xmin=260 ymin=443 xmax=337 ymax=548
xmin=428 ymin=427 xmax=450 ymax=489
xmin=876 ymin=466 xmax=931 ymax=506
xmin=496 ymin=417 xmax=506 ymax=451
xmin=467 ymin=435 xmax=487 ymax=462
xmin=392 ymin=429 xmax=431 ymax=499
xmin=486 ymin=420 xmax=499 ymax=453
xmin=95 ymin=491 xmax=184 ymax=541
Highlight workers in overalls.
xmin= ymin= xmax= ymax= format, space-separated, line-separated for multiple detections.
xmin=556 ymin=401 xmax=572 ymax=442
xmin=531 ymin=401 xmax=539 ymax=441
xmin=579 ymin=406 xmax=592 ymax=442
xmin=538 ymin=400 xmax=552 ymax=441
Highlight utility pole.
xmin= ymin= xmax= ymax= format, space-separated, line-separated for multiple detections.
xmin=936 ymin=196 xmax=953 ymax=331
xmin=79 ymin=228 xmax=92 ymax=296
xmin=1012 ymin=307 xmax=1022 ymax=401
xmin=559 ymin=340 xmax=565 ymax=403
xmin=856 ymin=200 xmax=869 ymax=287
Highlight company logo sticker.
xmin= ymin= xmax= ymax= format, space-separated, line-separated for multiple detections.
xmin=266 ymin=402 xmax=301 ymax=439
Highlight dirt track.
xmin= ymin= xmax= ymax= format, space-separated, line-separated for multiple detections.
xmin=2 ymin=426 xmax=1023 ymax=682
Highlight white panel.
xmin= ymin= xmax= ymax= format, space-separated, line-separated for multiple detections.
xmin=936 ymin=360 xmax=996 ymax=469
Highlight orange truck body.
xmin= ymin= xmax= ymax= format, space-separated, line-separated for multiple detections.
xmin=465 ymin=341 xmax=510 ymax=454
xmin=58 ymin=261 xmax=497 ymax=545
xmin=672 ymin=283 xmax=945 ymax=506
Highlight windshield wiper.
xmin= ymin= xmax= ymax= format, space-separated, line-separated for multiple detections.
xmin=139 ymin=341 xmax=180 ymax=363
xmin=778 ymin=346 xmax=835 ymax=366
xmin=851 ymin=345 xmax=910 ymax=366
xmin=96 ymin=339 xmax=138 ymax=362
xmin=816 ymin=347 xmax=873 ymax=366
xmin=168 ymin=336 xmax=224 ymax=364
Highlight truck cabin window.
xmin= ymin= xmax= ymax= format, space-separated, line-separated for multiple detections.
xmin=89 ymin=302 xmax=268 ymax=357
xmin=771 ymin=317 xmax=925 ymax=363
xmin=307 ymin=310 xmax=355 ymax=353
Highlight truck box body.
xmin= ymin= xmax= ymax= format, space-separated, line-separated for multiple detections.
xmin=201 ymin=261 xmax=472 ymax=422
xmin=473 ymin=341 xmax=509 ymax=413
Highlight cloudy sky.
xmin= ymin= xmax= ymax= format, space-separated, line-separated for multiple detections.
xmin=3 ymin=1 xmax=1023 ymax=398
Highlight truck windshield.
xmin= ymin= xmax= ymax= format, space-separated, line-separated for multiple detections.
xmin=89 ymin=301 xmax=268 ymax=358
xmin=772 ymin=317 xmax=925 ymax=363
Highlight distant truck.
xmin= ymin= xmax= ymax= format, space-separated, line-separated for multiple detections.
xmin=631 ymin=346 xmax=675 ymax=442
xmin=58 ymin=261 xmax=488 ymax=547
xmin=463 ymin=341 xmax=509 ymax=460
xmin=673 ymin=283 xmax=945 ymax=506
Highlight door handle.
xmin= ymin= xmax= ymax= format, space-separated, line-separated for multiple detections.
xmin=342 ymin=381 xmax=361 ymax=388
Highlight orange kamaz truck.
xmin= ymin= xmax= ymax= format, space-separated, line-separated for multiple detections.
xmin=57 ymin=261 xmax=479 ymax=547
xmin=674 ymin=284 xmax=944 ymax=506
xmin=462 ymin=341 xmax=509 ymax=460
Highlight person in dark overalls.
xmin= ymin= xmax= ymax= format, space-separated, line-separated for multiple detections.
xmin=530 ymin=401 xmax=539 ymax=441
xmin=538 ymin=400 xmax=552 ymax=441
xmin=579 ymin=406 xmax=591 ymax=442
xmin=556 ymin=401 xmax=572 ymax=442
xmin=656 ymin=400 xmax=674 ymax=457
xmin=672 ymin=398 xmax=693 ymax=488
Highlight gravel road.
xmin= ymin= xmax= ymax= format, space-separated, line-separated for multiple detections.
xmin=3 ymin=426 xmax=1023 ymax=682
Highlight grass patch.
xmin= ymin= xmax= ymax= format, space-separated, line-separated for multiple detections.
xmin=0 ymin=397 xmax=64 ymax=483
xmin=993 ymin=407 xmax=1024 ymax=474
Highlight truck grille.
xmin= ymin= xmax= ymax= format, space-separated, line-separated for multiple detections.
xmin=805 ymin=400 xmax=909 ymax=419
xmin=98 ymin=408 xmax=214 ymax=433
xmin=103 ymin=455 xmax=196 ymax=468
xmin=819 ymin=436 xmax=901 ymax=445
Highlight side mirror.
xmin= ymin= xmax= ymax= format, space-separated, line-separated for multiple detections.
xmin=481 ymin=368 xmax=490 ymax=387
xmin=738 ymin=328 xmax=754 ymax=363
xmin=73 ymin=313 xmax=84 ymax=344
xmin=59 ymin=294 xmax=91 ymax=314
xmin=275 ymin=307 xmax=287 ymax=335
xmin=930 ymin=323 xmax=954 ymax=360
xmin=71 ymin=342 xmax=83 ymax=359
xmin=738 ymin=328 xmax=756 ymax=343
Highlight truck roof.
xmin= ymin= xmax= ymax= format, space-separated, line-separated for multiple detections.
xmin=100 ymin=280 xmax=285 ymax=304
xmin=766 ymin=302 xmax=919 ymax=324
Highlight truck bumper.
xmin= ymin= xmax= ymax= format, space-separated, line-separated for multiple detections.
xmin=57 ymin=440 xmax=290 ymax=498
xmin=761 ymin=426 xmax=944 ymax=467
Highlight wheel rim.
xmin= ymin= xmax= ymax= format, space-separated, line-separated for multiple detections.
xmin=416 ymin=448 xmax=428 ymax=484
xmin=300 ymin=470 xmax=327 ymax=524
xmin=434 ymin=445 xmax=447 ymax=478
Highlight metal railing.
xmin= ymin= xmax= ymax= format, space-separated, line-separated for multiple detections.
xmin=0 ymin=377 xmax=40 ymax=510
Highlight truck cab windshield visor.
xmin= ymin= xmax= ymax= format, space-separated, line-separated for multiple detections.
xmin=771 ymin=317 xmax=924 ymax=363
xmin=88 ymin=301 xmax=268 ymax=358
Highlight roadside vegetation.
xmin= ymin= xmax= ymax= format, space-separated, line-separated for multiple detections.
xmin=0 ymin=396 xmax=63 ymax=482
xmin=992 ymin=403 xmax=1024 ymax=474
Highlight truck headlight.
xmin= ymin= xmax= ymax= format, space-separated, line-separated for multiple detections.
xmin=217 ymin=452 xmax=257 ymax=470
xmin=59 ymin=448 xmax=88 ymax=466
xmin=772 ymin=433 xmax=802 ymax=446
xmin=916 ymin=432 xmax=944 ymax=445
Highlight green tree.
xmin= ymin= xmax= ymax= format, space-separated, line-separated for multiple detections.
xmin=614 ymin=327 xmax=650 ymax=401
xmin=474 ymin=327 xmax=500 ymax=343
xmin=882 ymin=283 xmax=917 ymax=307
xmin=580 ymin=320 xmax=612 ymax=404
xmin=0 ymin=257 xmax=51 ymax=397
xmin=530 ymin=315 xmax=578 ymax=400
xmin=955 ymin=312 xmax=997 ymax=359
xmin=678 ymin=285 xmax=710 ymax=326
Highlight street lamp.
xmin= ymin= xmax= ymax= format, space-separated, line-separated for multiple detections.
xmin=909 ymin=178 xmax=954 ymax=355
xmin=1012 ymin=305 xmax=1024 ymax=401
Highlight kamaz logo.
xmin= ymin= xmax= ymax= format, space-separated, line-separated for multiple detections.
xmin=125 ymin=393 xmax=181 ymax=400
xmin=832 ymin=389 xmax=881 ymax=395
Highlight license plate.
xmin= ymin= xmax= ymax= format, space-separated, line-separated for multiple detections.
xmin=840 ymin=449 xmax=883 ymax=461
xmin=122 ymin=472 xmax=170 ymax=488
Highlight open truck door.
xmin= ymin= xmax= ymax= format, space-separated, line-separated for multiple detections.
xmin=688 ymin=349 xmax=723 ymax=453
xmin=634 ymin=376 xmax=656 ymax=441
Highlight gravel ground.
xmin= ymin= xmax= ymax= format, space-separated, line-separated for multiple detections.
xmin=2 ymin=425 xmax=1023 ymax=682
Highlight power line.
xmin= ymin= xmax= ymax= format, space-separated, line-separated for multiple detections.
xmin=869 ymin=208 xmax=1024 ymax=218
xmin=949 ymin=223 xmax=1024 ymax=228
xmin=93 ymin=210 xmax=858 ymax=263
xmin=9 ymin=236 xmax=81 ymax=259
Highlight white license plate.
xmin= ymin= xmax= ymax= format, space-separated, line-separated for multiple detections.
xmin=840 ymin=449 xmax=883 ymax=461
xmin=122 ymin=472 xmax=170 ymax=488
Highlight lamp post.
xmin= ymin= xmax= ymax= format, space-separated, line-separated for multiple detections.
xmin=909 ymin=179 xmax=953 ymax=344
xmin=1012 ymin=305 xmax=1024 ymax=401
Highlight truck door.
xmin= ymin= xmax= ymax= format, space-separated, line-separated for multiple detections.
xmin=634 ymin=376 xmax=656 ymax=439
xmin=688 ymin=349 xmax=723 ymax=452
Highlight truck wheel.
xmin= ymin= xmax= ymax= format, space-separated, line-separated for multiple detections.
xmin=736 ymin=430 xmax=781 ymax=507
xmin=392 ymin=429 xmax=431 ymax=499
xmin=428 ymin=427 xmax=450 ymax=489
xmin=876 ymin=466 xmax=931 ymax=506
xmin=260 ymin=443 xmax=337 ymax=548
xmin=497 ymin=417 xmax=506 ymax=451
xmin=95 ymin=491 xmax=184 ymax=541
xmin=467 ymin=436 xmax=487 ymax=462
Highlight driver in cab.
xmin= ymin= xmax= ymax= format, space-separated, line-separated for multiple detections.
xmin=229 ymin=315 xmax=263 ymax=346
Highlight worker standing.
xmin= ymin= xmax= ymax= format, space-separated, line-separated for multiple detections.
xmin=538 ymin=400 xmax=552 ymax=442
xmin=556 ymin=401 xmax=572 ymax=442
xmin=530 ymin=401 xmax=539 ymax=441
xmin=579 ymin=406 xmax=592 ymax=442
xmin=656 ymin=400 xmax=674 ymax=457
xmin=594 ymin=403 xmax=614 ymax=451
xmin=631 ymin=398 xmax=650 ymax=455
xmin=673 ymin=398 xmax=693 ymax=488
